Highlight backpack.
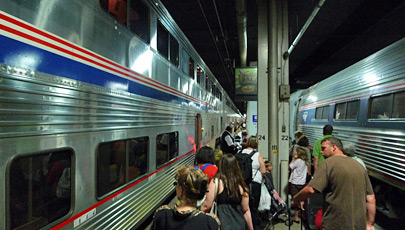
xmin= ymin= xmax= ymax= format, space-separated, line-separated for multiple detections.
xmin=195 ymin=163 xmax=214 ymax=208
xmin=235 ymin=150 xmax=257 ymax=185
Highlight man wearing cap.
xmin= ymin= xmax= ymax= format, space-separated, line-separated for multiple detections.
xmin=292 ymin=137 xmax=376 ymax=230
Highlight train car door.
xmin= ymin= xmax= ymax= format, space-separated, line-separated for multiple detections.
xmin=196 ymin=114 xmax=202 ymax=151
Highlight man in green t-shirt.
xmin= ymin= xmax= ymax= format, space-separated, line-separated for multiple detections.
xmin=292 ymin=137 xmax=376 ymax=230
xmin=313 ymin=125 xmax=333 ymax=172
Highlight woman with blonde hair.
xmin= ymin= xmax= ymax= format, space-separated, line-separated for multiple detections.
xmin=289 ymin=146 xmax=309 ymax=223
xmin=239 ymin=136 xmax=266 ymax=228
xmin=202 ymin=154 xmax=253 ymax=230
xmin=152 ymin=165 xmax=220 ymax=230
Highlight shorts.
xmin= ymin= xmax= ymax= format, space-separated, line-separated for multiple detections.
xmin=290 ymin=183 xmax=305 ymax=197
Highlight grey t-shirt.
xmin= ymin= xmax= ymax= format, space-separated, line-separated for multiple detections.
xmin=309 ymin=156 xmax=374 ymax=230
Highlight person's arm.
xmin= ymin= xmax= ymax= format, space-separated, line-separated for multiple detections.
xmin=240 ymin=187 xmax=253 ymax=230
xmin=366 ymin=194 xmax=376 ymax=230
xmin=313 ymin=140 xmax=320 ymax=172
xmin=224 ymin=135 xmax=234 ymax=147
xmin=291 ymin=186 xmax=316 ymax=209
xmin=314 ymin=156 xmax=319 ymax=172
xmin=307 ymin=163 xmax=312 ymax=176
xmin=258 ymin=153 xmax=266 ymax=175
xmin=289 ymin=154 xmax=298 ymax=169
xmin=201 ymin=179 xmax=216 ymax=212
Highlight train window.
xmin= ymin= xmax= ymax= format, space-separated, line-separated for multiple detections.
xmin=97 ymin=141 xmax=126 ymax=196
xmin=315 ymin=105 xmax=329 ymax=120
xmin=9 ymin=149 xmax=72 ymax=229
xmin=157 ymin=21 xmax=178 ymax=66
xmin=211 ymin=84 xmax=215 ymax=96
xmin=370 ymin=91 xmax=405 ymax=119
xmin=101 ymin=0 xmax=128 ymax=25
xmin=181 ymin=49 xmax=189 ymax=74
xmin=169 ymin=34 xmax=179 ymax=66
xmin=212 ymin=82 xmax=216 ymax=95
xmin=346 ymin=100 xmax=359 ymax=119
xmin=156 ymin=132 xmax=179 ymax=168
xmin=200 ymin=70 xmax=205 ymax=85
xmin=335 ymin=100 xmax=359 ymax=120
xmin=197 ymin=65 xmax=202 ymax=84
xmin=189 ymin=57 xmax=195 ymax=79
xmin=97 ymin=137 xmax=149 ymax=197
xmin=335 ymin=103 xmax=346 ymax=120
xmin=393 ymin=91 xmax=405 ymax=118
xmin=370 ymin=94 xmax=392 ymax=119
xmin=157 ymin=21 xmax=169 ymax=58
xmin=322 ymin=106 xmax=330 ymax=119
xmin=315 ymin=107 xmax=323 ymax=119
xmin=128 ymin=137 xmax=149 ymax=181
xmin=205 ymin=76 xmax=211 ymax=92
xmin=129 ymin=0 xmax=150 ymax=43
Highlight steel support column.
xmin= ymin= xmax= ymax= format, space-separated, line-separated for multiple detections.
xmin=257 ymin=0 xmax=269 ymax=163
xmin=268 ymin=0 xmax=279 ymax=189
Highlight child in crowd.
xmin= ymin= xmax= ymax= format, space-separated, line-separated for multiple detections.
xmin=264 ymin=161 xmax=283 ymax=204
xmin=264 ymin=161 xmax=274 ymax=189
xmin=289 ymin=147 xmax=308 ymax=223
xmin=195 ymin=146 xmax=218 ymax=182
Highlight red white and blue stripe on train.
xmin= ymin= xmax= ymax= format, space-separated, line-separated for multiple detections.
xmin=0 ymin=11 xmax=218 ymax=112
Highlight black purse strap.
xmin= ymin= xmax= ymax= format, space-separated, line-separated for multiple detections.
xmin=249 ymin=150 xmax=260 ymax=178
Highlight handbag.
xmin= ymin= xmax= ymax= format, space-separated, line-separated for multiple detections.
xmin=258 ymin=181 xmax=271 ymax=211
xmin=210 ymin=178 xmax=219 ymax=215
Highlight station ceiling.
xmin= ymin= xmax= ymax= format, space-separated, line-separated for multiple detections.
xmin=160 ymin=0 xmax=405 ymax=114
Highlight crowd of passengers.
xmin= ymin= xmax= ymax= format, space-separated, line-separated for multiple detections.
xmin=151 ymin=124 xmax=376 ymax=230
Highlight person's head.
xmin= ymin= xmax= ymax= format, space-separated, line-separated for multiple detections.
xmin=342 ymin=141 xmax=356 ymax=157
xmin=295 ymin=146 xmax=309 ymax=162
xmin=321 ymin=136 xmax=343 ymax=158
xmin=242 ymin=130 xmax=248 ymax=137
xmin=225 ymin=126 xmax=233 ymax=132
xmin=294 ymin=131 xmax=304 ymax=141
xmin=265 ymin=160 xmax=273 ymax=172
xmin=217 ymin=154 xmax=247 ymax=202
xmin=297 ymin=136 xmax=309 ymax=147
xmin=174 ymin=165 xmax=208 ymax=204
xmin=246 ymin=136 xmax=258 ymax=149
xmin=323 ymin=125 xmax=333 ymax=135
xmin=195 ymin=146 xmax=215 ymax=164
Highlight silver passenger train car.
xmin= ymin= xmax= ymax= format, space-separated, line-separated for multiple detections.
xmin=290 ymin=38 xmax=405 ymax=218
xmin=0 ymin=0 xmax=242 ymax=229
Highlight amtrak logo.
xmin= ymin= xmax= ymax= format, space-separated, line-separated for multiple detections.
xmin=302 ymin=112 xmax=308 ymax=122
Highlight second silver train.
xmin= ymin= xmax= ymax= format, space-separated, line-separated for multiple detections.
xmin=290 ymin=38 xmax=405 ymax=219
